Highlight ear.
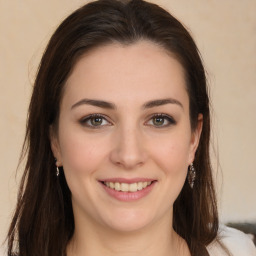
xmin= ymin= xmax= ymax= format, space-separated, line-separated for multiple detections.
xmin=188 ymin=114 xmax=203 ymax=164
xmin=49 ymin=125 xmax=62 ymax=166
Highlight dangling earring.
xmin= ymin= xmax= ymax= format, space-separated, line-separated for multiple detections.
xmin=55 ymin=158 xmax=60 ymax=177
xmin=56 ymin=166 xmax=60 ymax=177
xmin=188 ymin=163 xmax=196 ymax=189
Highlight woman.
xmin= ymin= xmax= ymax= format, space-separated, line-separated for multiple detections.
xmin=7 ymin=0 xmax=256 ymax=256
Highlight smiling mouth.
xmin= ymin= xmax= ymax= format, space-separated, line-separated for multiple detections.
xmin=102 ymin=181 xmax=154 ymax=192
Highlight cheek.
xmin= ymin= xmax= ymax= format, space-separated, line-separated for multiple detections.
xmin=149 ymin=132 xmax=191 ymax=177
xmin=58 ymin=130 xmax=111 ymax=206
xmin=147 ymin=133 xmax=191 ymax=213
xmin=58 ymin=128 xmax=109 ymax=176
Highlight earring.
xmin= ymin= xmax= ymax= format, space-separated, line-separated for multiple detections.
xmin=56 ymin=166 xmax=60 ymax=177
xmin=188 ymin=163 xmax=196 ymax=189
xmin=55 ymin=158 xmax=60 ymax=177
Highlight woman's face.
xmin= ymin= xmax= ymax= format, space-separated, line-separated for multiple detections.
xmin=51 ymin=41 xmax=202 ymax=232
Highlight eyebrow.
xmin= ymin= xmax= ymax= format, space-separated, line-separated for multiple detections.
xmin=142 ymin=98 xmax=183 ymax=109
xmin=71 ymin=98 xmax=183 ymax=110
xmin=71 ymin=99 xmax=116 ymax=110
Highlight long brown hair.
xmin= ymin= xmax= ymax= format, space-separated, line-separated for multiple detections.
xmin=8 ymin=0 xmax=220 ymax=255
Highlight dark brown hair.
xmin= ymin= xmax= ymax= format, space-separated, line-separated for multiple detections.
xmin=8 ymin=0 xmax=220 ymax=255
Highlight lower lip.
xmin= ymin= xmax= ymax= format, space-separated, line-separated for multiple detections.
xmin=100 ymin=182 xmax=156 ymax=202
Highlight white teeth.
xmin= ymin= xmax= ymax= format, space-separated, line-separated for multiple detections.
xmin=121 ymin=183 xmax=129 ymax=192
xmin=137 ymin=182 xmax=143 ymax=190
xmin=114 ymin=182 xmax=120 ymax=191
xmin=109 ymin=182 xmax=115 ymax=189
xmin=129 ymin=183 xmax=138 ymax=192
xmin=104 ymin=181 xmax=152 ymax=192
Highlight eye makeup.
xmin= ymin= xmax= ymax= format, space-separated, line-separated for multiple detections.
xmin=145 ymin=113 xmax=177 ymax=128
xmin=79 ymin=112 xmax=176 ymax=130
xmin=79 ymin=113 xmax=112 ymax=128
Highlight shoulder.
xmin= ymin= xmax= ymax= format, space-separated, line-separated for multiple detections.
xmin=206 ymin=225 xmax=256 ymax=256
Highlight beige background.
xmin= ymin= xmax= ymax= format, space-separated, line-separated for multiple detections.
xmin=1 ymin=0 xmax=256 ymax=248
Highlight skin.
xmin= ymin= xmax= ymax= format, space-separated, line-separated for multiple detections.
xmin=51 ymin=40 xmax=202 ymax=256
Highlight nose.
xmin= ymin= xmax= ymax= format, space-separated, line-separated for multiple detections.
xmin=109 ymin=126 xmax=148 ymax=170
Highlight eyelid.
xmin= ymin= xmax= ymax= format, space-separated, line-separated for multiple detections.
xmin=79 ymin=113 xmax=176 ymax=129
xmin=79 ymin=113 xmax=112 ymax=128
xmin=144 ymin=113 xmax=176 ymax=128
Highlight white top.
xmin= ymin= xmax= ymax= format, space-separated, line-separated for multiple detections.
xmin=207 ymin=225 xmax=256 ymax=256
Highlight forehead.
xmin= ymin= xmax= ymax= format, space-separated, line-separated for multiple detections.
xmin=64 ymin=40 xmax=188 ymax=109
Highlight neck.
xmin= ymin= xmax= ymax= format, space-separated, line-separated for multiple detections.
xmin=67 ymin=212 xmax=190 ymax=256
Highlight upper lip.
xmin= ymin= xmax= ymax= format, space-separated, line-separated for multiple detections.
xmin=99 ymin=178 xmax=156 ymax=184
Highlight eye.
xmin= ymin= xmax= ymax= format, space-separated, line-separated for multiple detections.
xmin=80 ymin=114 xmax=111 ymax=128
xmin=146 ymin=114 xmax=176 ymax=128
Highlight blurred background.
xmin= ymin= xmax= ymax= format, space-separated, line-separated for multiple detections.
xmin=1 ymin=0 xmax=256 ymax=249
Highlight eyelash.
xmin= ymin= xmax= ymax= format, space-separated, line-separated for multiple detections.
xmin=79 ymin=113 xmax=176 ymax=128
xmin=145 ymin=113 xmax=176 ymax=128
xmin=79 ymin=114 xmax=112 ymax=129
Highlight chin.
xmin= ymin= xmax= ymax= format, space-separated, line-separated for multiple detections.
xmin=101 ymin=208 xmax=157 ymax=233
